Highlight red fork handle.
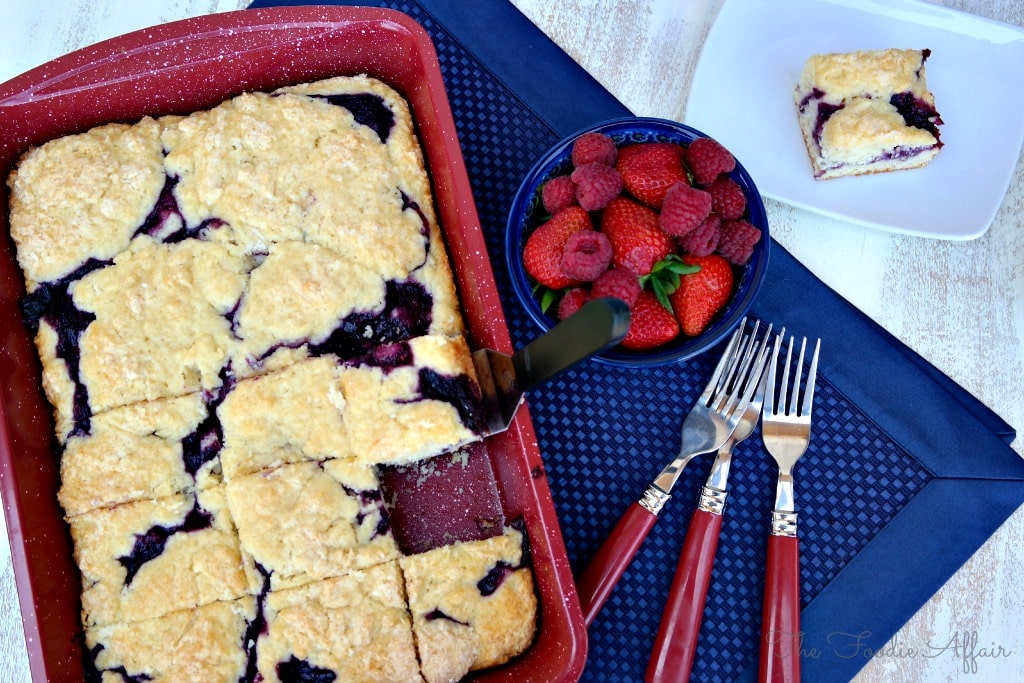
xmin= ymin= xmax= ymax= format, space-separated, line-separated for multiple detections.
xmin=646 ymin=508 xmax=723 ymax=683
xmin=577 ymin=501 xmax=658 ymax=626
xmin=758 ymin=534 xmax=802 ymax=683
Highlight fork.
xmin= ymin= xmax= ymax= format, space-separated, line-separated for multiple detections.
xmin=758 ymin=334 xmax=820 ymax=683
xmin=576 ymin=320 xmax=773 ymax=626
xmin=646 ymin=326 xmax=777 ymax=683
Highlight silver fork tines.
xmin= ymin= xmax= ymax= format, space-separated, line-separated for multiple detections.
xmin=763 ymin=334 xmax=820 ymax=532
xmin=646 ymin=319 xmax=773 ymax=502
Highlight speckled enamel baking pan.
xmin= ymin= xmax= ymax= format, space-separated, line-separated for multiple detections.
xmin=0 ymin=7 xmax=586 ymax=681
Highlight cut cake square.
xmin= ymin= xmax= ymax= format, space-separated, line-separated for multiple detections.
xmin=794 ymin=48 xmax=943 ymax=180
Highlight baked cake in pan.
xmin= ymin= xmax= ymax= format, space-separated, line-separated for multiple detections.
xmin=7 ymin=75 xmax=536 ymax=681
xmin=794 ymin=48 xmax=943 ymax=180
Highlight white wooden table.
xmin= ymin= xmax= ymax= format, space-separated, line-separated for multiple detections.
xmin=1 ymin=1 xmax=1022 ymax=681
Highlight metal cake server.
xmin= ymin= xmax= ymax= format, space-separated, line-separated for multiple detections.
xmin=472 ymin=297 xmax=631 ymax=437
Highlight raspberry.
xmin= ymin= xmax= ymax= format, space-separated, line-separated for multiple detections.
xmin=570 ymin=162 xmax=623 ymax=211
xmin=557 ymin=287 xmax=591 ymax=320
xmin=705 ymin=176 xmax=746 ymax=220
xmin=686 ymin=137 xmax=736 ymax=185
xmin=717 ymin=219 xmax=761 ymax=265
xmin=679 ymin=214 xmax=721 ymax=257
xmin=560 ymin=229 xmax=613 ymax=281
xmin=572 ymin=132 xmax=618 ymax=167
xmin=659 ymin=182 xmax=712 ymax=237
xmin=590 ymin=268 xmax=642 ymax=307
xmin=541 ymin=175 xmax=576 ymax=214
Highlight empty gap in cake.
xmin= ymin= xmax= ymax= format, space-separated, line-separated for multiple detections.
xmin=315 ymin=93 xmax=394 ymax=143
xmin=116 ymin=499 xmax=213 ymax=587
xmin=378 ymin=442 xmax=504 ymax=555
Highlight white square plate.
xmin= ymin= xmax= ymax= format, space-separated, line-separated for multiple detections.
xmin=685 ymin=0 xmax=1024 ymax=240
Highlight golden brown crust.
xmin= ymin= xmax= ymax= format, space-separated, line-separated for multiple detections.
xmin=10 ymin=74 xmax=535 ymax=679
xmin=85 ymin=598 xmax=256 ymax=681
xmin=400 ymin=529 xmax=537 ymax=681
xmin=256 ymin=563 xmax=424 ymax=683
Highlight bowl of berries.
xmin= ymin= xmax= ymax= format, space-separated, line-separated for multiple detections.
xmin=506 ymin=117 xmax=770 ymax=367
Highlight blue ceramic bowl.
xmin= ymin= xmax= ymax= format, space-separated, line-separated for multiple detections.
xmin=505 ymin=117 xmax=770 ymax=368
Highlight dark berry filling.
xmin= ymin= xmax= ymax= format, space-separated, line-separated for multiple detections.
xmin=416 ymin=368 xmax=485 ymax=434
xmin=276 ymin=656 xmax=337 ymax=683
xmin=358 ymin=340 xmax=414 ymax=370
xmin=133 ymin=176 xmax=182 ymax=241
xmin=20 ymin=259 xmax=107 ymax=438
xmin=425 ymin=608 xmax=469 ymax=626
xmin=812 ymin=98 xmax=844 ymax=149
xmin=400 ymin=191 xmax=430 ymax=241
xmin=477 ymin=560 xmax=516 ymax=596
xmin=889 ymin=91 xmax=943 ymax=143
xmin=316 ymin=93 xmax=394 ymax=143
xmin=307 ymin=280 xmax=433 ymax=359
xmin=83 ymin=647 xmax=154 ymax=683
xmin=242 ymin=563 xmax=272 ymax=683
xmin=340 ymin=482 xmax=392 ymax=540
xmin=117 ymin=501 xmax=213 ymax=587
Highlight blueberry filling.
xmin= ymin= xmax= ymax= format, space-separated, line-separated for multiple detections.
xmin=83 ymin=647 xmax=154 ymax=683
xmin=117 ymin=502 xmax=213 ymax=587
xmin=477 ymin=560 xmax=516 ymax=597
xmin=340 ymin=483 xmax=392 ymax=540
xmin=425 ymin=608 xmax=469 ymax=626
xmin=812 ymin=98 xmax=844 ymax=149
xmin=358 ymin=340 xmax=414 ymax=370
xmin=20 ymin=259 xmax=108 ymax=438
xmin=316 ymin=93 xmax=394 ymax=143
xmin=133 ymin=176 xmax=182 ymax=241
xmin=306 ymin=280 xmax=433 ymax=359
xmin=417 ymin=367 xmax=485 ymax=434
xmin=133 ymin=174 xmax=227 ymax=244
xmin=889 ymin=91 xmax=943 ymax=143
xmin=275 ymin=656 xmax=337 ymax=683
xmin=400 ymin=191 xmax=431 ymax=241
xmin=242 ymin=563 xmax=272 ymax=683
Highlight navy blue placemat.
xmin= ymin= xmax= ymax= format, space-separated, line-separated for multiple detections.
xmin=250 ymin=2 xmax=1024 ymax=681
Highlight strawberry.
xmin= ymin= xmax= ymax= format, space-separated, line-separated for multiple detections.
xmin=669 ymin=254 xmax=735 ymax=337
xmin=616 ymin=142 xmax=688 ymax=208
xmin=522 ymin=206 xmax=592 ymax=290
xmin=599 ymin=196 xmax=675 ymax=276
xmin=620 ymin=289 xmax=680 ymax=350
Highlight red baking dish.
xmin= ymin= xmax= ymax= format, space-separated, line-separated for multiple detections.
xmin=0 ymin=6 xmax=586 ymax=681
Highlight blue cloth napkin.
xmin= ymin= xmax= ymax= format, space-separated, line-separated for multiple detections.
xmin=250 ymin=1 xmax=1024 ymax=681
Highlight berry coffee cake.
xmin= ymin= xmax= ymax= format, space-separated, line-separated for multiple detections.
xmin=794 ymin=48 xmax=943 ymax=179
xmin=8 ymin=75 xmax=536 ymax=681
